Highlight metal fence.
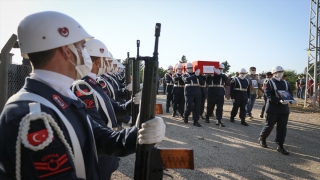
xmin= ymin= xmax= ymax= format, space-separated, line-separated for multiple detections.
xmin=7 ymin=63 xmax=32 ymax=98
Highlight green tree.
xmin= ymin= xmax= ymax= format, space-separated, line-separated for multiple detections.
xmin=284 ymin=69 xmax=298 ymax=91
xmin=221 ymin=61 xmax=231 ymax=73
xmin=157 ymin=67 xmax=167 ymax=78
xmin=229 ymin=71 xmax=236 ymax=77
xmin=180 ymin=55 xmax=188 ymax=63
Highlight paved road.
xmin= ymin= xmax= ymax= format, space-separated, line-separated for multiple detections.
xmin=112 ymin=95 xmax=320 ymax=180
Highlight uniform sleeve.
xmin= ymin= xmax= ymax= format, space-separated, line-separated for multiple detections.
xmin=197 ymin=75 xmax=205 ymax=84
xmin=219 ymin=74 xmax=228 ymax=81
xmin=265 ymin=80 xmax=280 ymax=104
xmin=184 ymin=74 xmax=197 ymax=82
xmin=165 ymin=73 xmax=172 ymax=83
xmin=91 ymin=118 xmax=137 ymax=157
xmin=173 ymin=74 xmax=182 ymax=81
xmin=230 ymin=79 xmax=235 ymax=99
xmin=109 ymin=97 xmax=131 ymax=120
xmin=206 ymin=75 xmax=212 ymax=84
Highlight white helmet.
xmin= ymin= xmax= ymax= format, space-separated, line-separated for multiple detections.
xmin=186 ymin=62 xmax=193 ymax=68
xmin=239 ymin=68 xmax=247 ymax=74
xmin=177 ymin=64 xmax=183 ymax=69
xmin=219 ymin=64 xmax=225 ymax=69
xmin=117 ymin=62 xmax=125 ymax=69
xmin=85 ymin=39 xmax=109 ymax=57
xmin=271 ymin=66 xmax=284 ymax=74
xmin=168 ymin=65 xmax=173 ymax=70
xmin=18 ymin=11 xmax=93 ymax=59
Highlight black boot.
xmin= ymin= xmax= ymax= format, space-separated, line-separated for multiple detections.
xmin=258 ymin=137 xmax=267 ymax=148
xmin=184 ymin=116 xmax=188 ymax=123
xmin=193 ymin=121 xmax=201 ymax=127
xmin=230 ymin=117 xmax=235 ymax=122
xmin=277 ymin=145 xmax=289 ymax=155
xmin=241 ymin=120 xmax=249 ymax=126
xmin=172 ymin=111 xmax=176 ymax=117
xmin=216 ymin=120 xmax=225 ymax=127
xmin=205 ymin=115 xmax=210 ymax=123
xmin=166 ymin=107 xmax=169 ymax=113
xmin=259 ymin=113 xmax=264 ymax=118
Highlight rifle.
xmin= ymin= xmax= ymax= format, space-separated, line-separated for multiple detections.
xmin=133 ymin=23 xmax=194 ymax=180
xmin=131 ymin=46 xmax=140 ymax=127
xmin=125 ymin=52 xmax=133 ymax=101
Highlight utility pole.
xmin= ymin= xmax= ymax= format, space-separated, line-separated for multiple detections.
xmin=305 ymin=0 xmax=320 ymax=109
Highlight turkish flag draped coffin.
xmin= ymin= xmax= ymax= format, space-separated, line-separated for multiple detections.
xmin=192 ymin=60 xmax=220 ymax=74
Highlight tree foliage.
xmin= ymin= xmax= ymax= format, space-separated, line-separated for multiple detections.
xmin=284 ymin=69 xmax=298 ymax=91
xmin=221 ymin=61 xmax=231 ymax=73
xmin=180 ymin=55 xmax=188 ymax=63
xmin=157 ymin=67 xmax=167 ymax=78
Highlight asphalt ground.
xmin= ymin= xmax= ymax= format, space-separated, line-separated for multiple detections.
xmin=112 ymin=95 xmax=320 ymax=180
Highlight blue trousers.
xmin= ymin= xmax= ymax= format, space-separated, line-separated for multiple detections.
xmin=200 ymin=93 xmax=206 ymax=116
xmin=206 ymin=95 xmax=224 ymax=120
xmin=231 ymin=98 xmax=247 ymax=121
xmin=166 ymin=91 xmax=173 ymax=108
xmin=260 ymin=113 xmax=289 ymax=145
xmin=299 ymin=86 xmax=306 ymax=99
xmin=246 ymin=94 xmax=256 ymax=116
xmin=173 ymin=93 xmax=185 ymax=115
xmin=184 ymin=95 xmax=201 ymax=121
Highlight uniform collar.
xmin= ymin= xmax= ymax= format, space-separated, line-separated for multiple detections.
xmin=87 ymin=72 xmax=97 ymax=79
xmin=30 ymin=69 xmax=78 ymax=100
xmin=24 ymin=78 xmax=85 ymax=110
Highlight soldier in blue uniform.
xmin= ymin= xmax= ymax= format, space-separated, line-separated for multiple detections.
xmin=259 ymin=72 xmax=272 ymax=118
xmin=165 ymin=65 xmax=174 ymax=113
xmin=258 ymin=66 xmax=292 ymax=155
xmin=0 ymin=11 xmax=165 ymax=179
xmin=182 ymin=63 xmax=204 ymax=127
xmin=205 ymin=64 xmax=228 ymax=127
xmin=172 ymin=64 xmax=185 ymax=119
xmin=230 ymin=68 xmax=250 ymax=126
xmin=71 ymin=39 xmax=141 ymax=180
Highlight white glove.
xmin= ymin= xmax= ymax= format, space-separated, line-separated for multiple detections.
xmin=133 ymin=91 xmax=142 ymax=104
xmin=280 ymin=100 xmax=288 ymax=105
xmin=232 ymin=99 xmax=235 ymax=103
xmin=213 ymin=68 xmax=221 ymax=75
xmin=247 ymin=99 xmax=250 ymax=103
xmin=195 ymin=69 xmax=200 ymax=76
xmin=126 ymin=83 xmax=132 ymax=91
xmin=138 ymin=116 xmax=166 ymax=144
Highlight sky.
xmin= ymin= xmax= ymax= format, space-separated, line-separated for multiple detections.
xmin=0 ymin=0 xmax=310 ymax=74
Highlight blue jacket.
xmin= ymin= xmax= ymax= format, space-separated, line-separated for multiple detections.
xmin=206 ymin=74 xmax=228 ymax=96
xmin=172 ymin=73 xmax=185 ymax=94
xmin=182 ymin=72 xmax=204 ymax=96
xmin=265 ymin=78 xmax=292 ymax=114
xmin=230 ymin=77 xmax=250 ymax=100
xmin=0 ymin=78 xmax=137 ymax=180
